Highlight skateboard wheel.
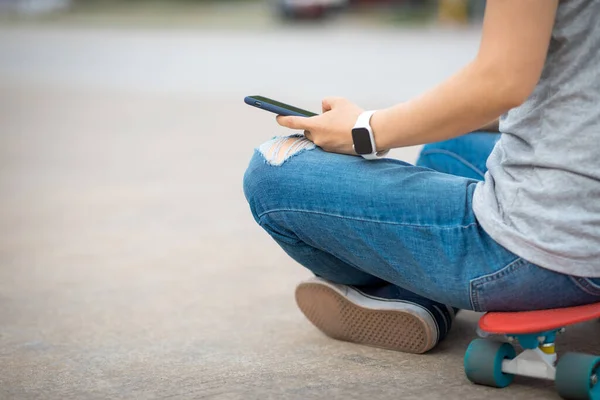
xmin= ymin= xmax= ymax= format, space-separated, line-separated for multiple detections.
xmin=556 ymin=352 xmax=600 ymax=400
xmin=464 ymin=339 xmax=516 ymax=388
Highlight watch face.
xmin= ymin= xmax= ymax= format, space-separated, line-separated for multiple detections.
xmin=352 ymin=127 xmax=373 ymax=155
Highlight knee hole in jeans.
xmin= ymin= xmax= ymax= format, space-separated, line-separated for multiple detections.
xmin=257 ymin=135 xmax=315 ymax=166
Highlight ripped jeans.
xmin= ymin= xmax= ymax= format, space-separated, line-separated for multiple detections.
xmin=243 ymin=133 xmax=600 ymax=311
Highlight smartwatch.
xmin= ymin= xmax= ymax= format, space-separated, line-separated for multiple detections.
xmin=351 ymin=110 xmax=389 ymax=160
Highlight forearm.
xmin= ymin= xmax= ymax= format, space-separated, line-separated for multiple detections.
xmin=371 ymin=60 xmax=516 ymax=150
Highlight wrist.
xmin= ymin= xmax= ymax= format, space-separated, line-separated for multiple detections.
xmin=370 ymin=108 xmax=391 ymax=151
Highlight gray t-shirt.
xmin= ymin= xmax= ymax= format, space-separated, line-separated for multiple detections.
xmin=473 ymin=0 xmax=600 ymax=277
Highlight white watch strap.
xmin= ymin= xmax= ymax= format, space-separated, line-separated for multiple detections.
xmin=362 ymin=152 xmax=388 ymax=160
xmin=353 ymin=110 xmax=388 ymax=160
xmin=354 ymin=110 xmax=377 ymax=130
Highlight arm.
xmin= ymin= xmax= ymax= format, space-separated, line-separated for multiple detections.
xmin=277 ymin=0 xmax=558 ymax=154
xmin=370 ymin=0 xmax=558 ymax=150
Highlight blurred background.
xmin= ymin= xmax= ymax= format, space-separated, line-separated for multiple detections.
xmin=0 ymin=0 xmax=485 ymax=21
xmin=4 ymin=2 xmax=561 ymax=400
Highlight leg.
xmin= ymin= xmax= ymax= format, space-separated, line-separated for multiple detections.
xmin=413 ymin=133 xmax=499 ymax=311
xmin=268 ymin=234 xmax=385 ymax=287
xmin=416 ymin=132 xmax=500 ymax=179
xmin=244 ymin=135 xmax=517 ymax=309
xmin=244 ymin=135 xmax=600 ymax=354
xmin=249 ymin=135 xmax=387 ymax=287
xmin=243 ymin=135 xmax=514 ymax=353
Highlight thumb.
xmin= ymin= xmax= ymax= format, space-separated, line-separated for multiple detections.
xmin=322 ymin=96 xmax=344 ymax=112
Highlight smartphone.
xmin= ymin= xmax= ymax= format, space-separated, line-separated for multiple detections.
xmin=244 ymin=95 xmax=318 ymax=117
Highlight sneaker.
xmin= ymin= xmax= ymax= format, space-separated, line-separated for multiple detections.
xmin=295 ymin=277 xmax=456 ymax=354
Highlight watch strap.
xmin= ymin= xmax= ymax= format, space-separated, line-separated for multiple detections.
xmin=362 ymin=150 xmax=389 ymax=160
xmin=354 ymin=110 xmax=377 ymax=130
xmin=353 ymin=110 xmax=388 ymax=160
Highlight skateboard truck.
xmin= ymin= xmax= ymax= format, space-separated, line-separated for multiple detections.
xmin=494 ymin=330 xmax=559 ymax=381
xmin=463 ymin=302 xmax=600 ymax=400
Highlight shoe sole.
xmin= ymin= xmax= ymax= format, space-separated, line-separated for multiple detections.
xmin=295 ymin=280 xmax=437 ymax=354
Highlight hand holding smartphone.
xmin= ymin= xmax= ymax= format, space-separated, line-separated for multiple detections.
xmin=244 ymin=96 xmax=318 ymax=117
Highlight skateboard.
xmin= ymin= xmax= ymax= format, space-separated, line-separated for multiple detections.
xmin=463 ymin=302 xmax=600 ymax=400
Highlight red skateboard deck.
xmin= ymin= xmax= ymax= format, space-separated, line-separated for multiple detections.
xmin=479 ymin=302 xmax=600 ymax=335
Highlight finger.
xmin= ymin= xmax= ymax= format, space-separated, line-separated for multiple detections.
xmin=276 ymin=115 xmax=312 ymax=130
xmin=303 ymin=130 xmax=313 ymax=142
xmin=322 ymin=96 xmax=344 ymax=112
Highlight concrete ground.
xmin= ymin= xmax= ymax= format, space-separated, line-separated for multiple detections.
xmin=1 ymin=12 xmax=599 ymax=400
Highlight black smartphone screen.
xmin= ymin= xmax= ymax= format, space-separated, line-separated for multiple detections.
xmin=252 ymin=96 xmax=318 ymax=117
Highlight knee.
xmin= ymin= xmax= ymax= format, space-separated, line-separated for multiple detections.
xmin=416 ymin=140 xmax=457 ymax=170
xmin=243 ymin=135 xmax=316 ymax=219
xmin=256 ymin=134 xmax=316 ymax=167
xmin=418 ymin=133 xmax=500 ymax=165
xmin=416 ymin=143 xmax=440 ymax=169
xmin=416 ymin=134 xmax=500 ymax=179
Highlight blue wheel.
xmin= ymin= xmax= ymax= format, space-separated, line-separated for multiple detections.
xmin=556 ymin=352 xmax=600 ymax=400
xmin=464 ymin=339 xmax=516 ymax=388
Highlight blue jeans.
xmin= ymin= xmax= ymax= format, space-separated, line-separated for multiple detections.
xmin=243 ymin=133 xmax=600 ymax=312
